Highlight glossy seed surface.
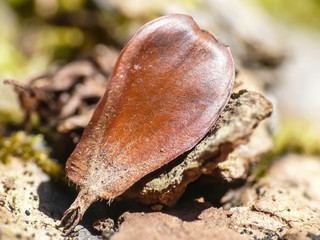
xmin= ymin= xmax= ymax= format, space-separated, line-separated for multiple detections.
xmin=62 ymin=14 xmax=234 ymax=234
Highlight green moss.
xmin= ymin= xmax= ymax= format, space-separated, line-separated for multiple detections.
xmin=0 ymin=109 xmax=24 ymax=125
xmin=273 ymin=120 xmax=320 ymax=155
xmin=0 ymin=131 xmax=65 ymax=182
xmin=253 ymin=119 xmax=320 ymax=180
xmin=249 ymin=0 xmax=320 ymax=30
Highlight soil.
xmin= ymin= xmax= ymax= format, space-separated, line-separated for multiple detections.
xmin=1 ymin=154 xmax=320 ymax=240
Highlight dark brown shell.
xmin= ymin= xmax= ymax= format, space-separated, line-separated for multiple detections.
xmin=61 ymin=14 xmax=234 ymax=233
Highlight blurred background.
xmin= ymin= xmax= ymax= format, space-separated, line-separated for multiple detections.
xmin=0 ymin=0 xmax=320 ymax=154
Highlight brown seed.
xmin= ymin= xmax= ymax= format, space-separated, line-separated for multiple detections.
xmin=61 ymin=14 xmax=234 ymax=234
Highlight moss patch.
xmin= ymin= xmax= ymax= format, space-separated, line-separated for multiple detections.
xmin=249 ymin=0 xmax=320 ymax=30
xmin=253 ymin=119 xmax=320 ymax=180
xmin=0 ymin=131 xmax=65 ymax=181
